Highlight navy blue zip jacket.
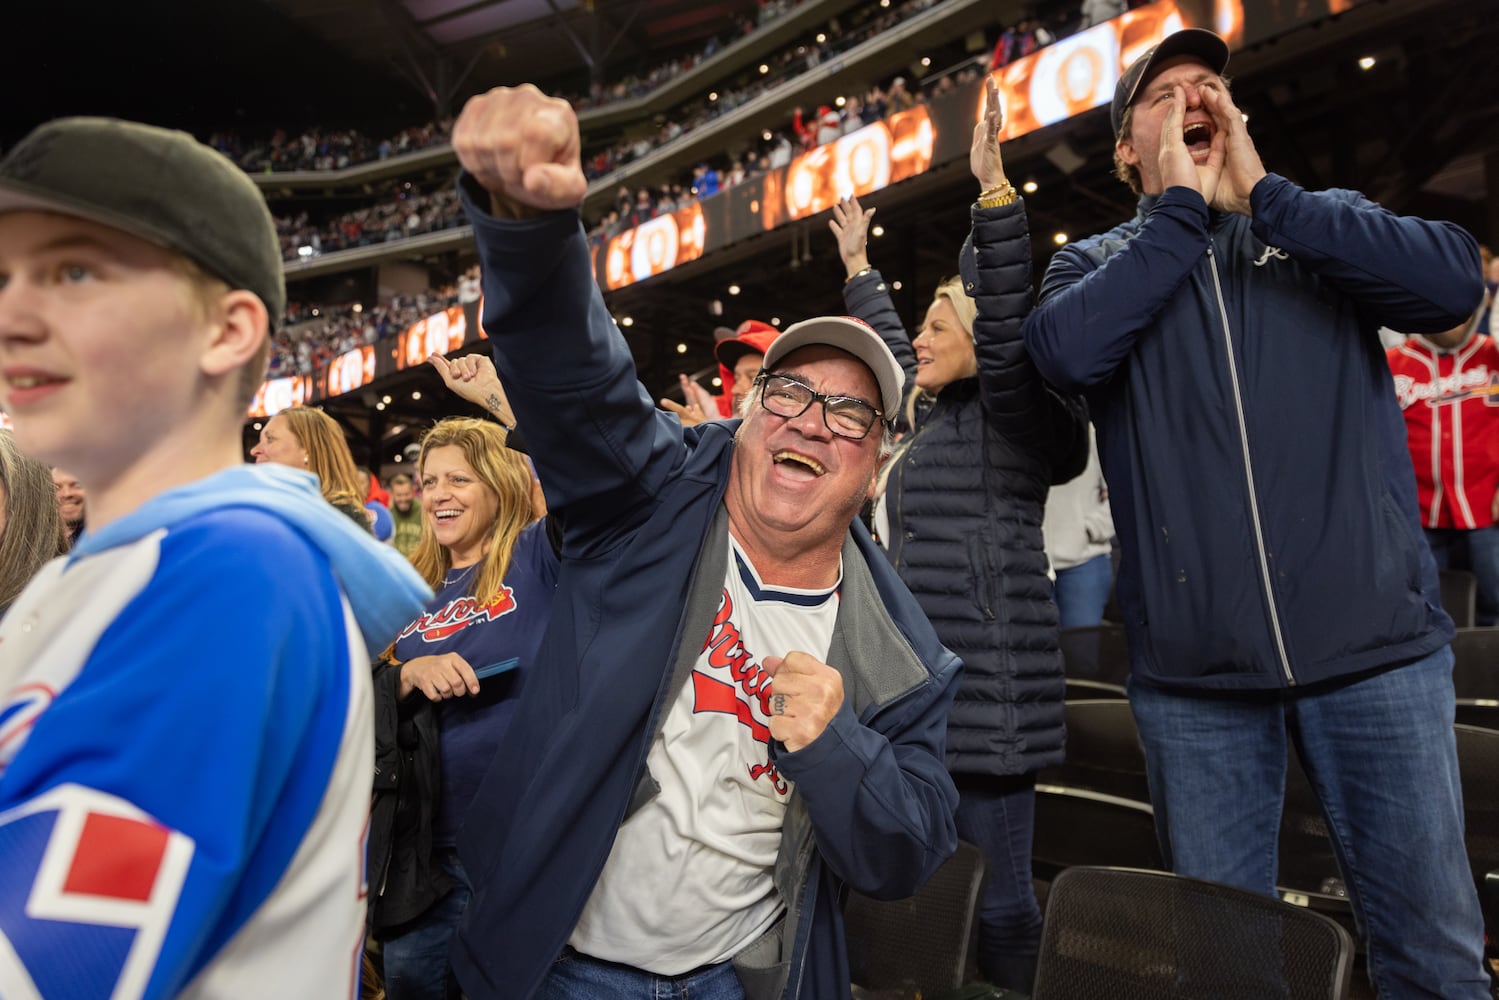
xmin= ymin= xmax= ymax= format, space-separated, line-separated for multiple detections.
xmin=1023 ymin=175 xmax=1481 ymax=690
xmin=449 ymin=177 xmax=961 ymax=1000
xmin=844 ymin=200 xmax=1088 ymax=775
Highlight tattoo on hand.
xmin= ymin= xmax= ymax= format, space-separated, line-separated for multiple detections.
xmin=485 ymin=393 xmax=505 ymax=415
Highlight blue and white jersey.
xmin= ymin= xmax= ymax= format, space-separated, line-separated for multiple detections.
xmin=0 ymin=468 xmax=430 ymax=1000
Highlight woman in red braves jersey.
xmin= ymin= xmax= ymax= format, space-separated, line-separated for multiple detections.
xmin=368 ymin=416 xmax=558 ymax=1000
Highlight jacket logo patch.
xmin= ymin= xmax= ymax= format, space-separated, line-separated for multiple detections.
xmin=1252 ymin=245 xmax=1290 ymax=267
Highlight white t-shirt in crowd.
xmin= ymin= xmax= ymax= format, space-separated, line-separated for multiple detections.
xmin=568 ymin=535 xmax=840 ymax=974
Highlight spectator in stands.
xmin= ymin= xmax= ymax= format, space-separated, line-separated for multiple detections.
xmin=446 ymin=83 xmax=960 ymax=1000
xmin=1080 ymin=0 xmax=1125 ymax=26
xmin=1041 ymin=426 xmax=1115 ymax=627
xmin=1023 ymin=29 xmax=1490 ymax=995
xmin=51 ymin=466 xmax=86 ymax=544
xmin=0 ymin=116 xmax=427 ymax=995
xmin=692 ymin=163 xmax=721 ymax=198
xmin=369 ymin=415 xmax=558 ymax=1000
xmin=1388 ymin=299 xmax=1499 ymax=626
xmin=830 ymin=76 xmax=1088 ymax=992
xmin=885 ymin=77 xmax=916 ymax=113
xmin=360 ymin=466 xmax=396 ymax=543
xmin=660 ymin=320 xmax=781 ymax=427
xmin=0 ymin=430 xmax=69 ymax=619
xmin=252 ymin=406 xmax=373 ymax=530
xmin=389 ymin=471 xmax=424 ymax=558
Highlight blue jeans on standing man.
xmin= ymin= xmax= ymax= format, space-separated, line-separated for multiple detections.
xmin=536 ymin=948 xmax=746 ymax=1000
xmin=382 ymin=848 xmax=472 ymax=1000
xmin=1128 ymin=646 xmax=1489 ymax=999
xmin=1052 ymin=553 xmax=1114 ymax=628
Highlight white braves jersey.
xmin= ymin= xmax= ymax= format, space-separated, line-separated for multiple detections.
xmin=569 ymin=536 xmax=838 ymax=973
xmin=0 ymin=509 xmax=373 ymax=1000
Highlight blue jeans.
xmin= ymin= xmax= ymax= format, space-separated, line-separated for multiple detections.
xmin=382 ymin=848 xmax=471 ymax=1000
xmin=952 ymin=774 xmax=1041 ymax=992
xmin=537 ymin=948 xmax=746 ymax=1000
xmin=1129 ymin=647 xmax=1490 ymax=999
xmin=1052 ymin=554 xmax=1114 ymax=628
xmin=1424 ymin=526 xmax=1499 ymax=626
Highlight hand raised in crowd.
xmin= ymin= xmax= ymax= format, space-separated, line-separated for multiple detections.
xmin=763 ymin=650 xmax=845 ymax=752
xmin=399 ymin=653 xmax=482 ymax=701
xmin=660 ymin=373 xmax=715 ymax=426
xmin=1158 ymin=85 xmax=1226 ymax=203
xmin=829 ymin=196 xmax=875 ymax=279
xmin=428 ymin=351 xmax=518 ymax=428
xmin=1200 ymin=86 xmax=1266 ymax=217
xmin=969 ymin=75 xmax=1009 ymax=192
xmin=452 ymin=84 xmax=587 ymax=218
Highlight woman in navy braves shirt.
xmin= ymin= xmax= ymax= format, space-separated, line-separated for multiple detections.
xmin=368 ymin=416 xmax=558 ymax=1000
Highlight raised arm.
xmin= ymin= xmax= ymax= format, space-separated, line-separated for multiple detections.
xmin=833 ymin=196 xmax=917 ymax=398
xmin=451 ymin=86 xmax=686 ymax=550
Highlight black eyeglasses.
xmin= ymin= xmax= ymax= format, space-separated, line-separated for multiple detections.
xmin=754 ymin=372 xmax=883 ymax=440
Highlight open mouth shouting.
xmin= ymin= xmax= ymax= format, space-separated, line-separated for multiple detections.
xmin=1183 ymin=120 xmax=1214 ymax=159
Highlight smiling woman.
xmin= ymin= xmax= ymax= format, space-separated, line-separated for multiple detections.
xmin=368 ymin=416 xmax=559 ymax=999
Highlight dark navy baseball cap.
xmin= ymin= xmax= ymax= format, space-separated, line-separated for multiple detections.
xmin=1111 ymin=28 xmax=1230 ymax=137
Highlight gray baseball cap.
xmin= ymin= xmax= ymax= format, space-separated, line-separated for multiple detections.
xmin=0 ymin=117 xmax=285 ymax=321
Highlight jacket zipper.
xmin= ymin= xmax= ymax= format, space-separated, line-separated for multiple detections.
xmin=1206 ymin=245 xmax=1295 ymax=686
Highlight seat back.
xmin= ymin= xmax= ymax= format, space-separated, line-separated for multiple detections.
xmin=1058 ymin=623 xmax=1132 ymax=687
xmin=1456 ymin=724 xmax=1499 ymax=933
xmin=1443 ymin=570 xmax=1479 ymax=629
xmin=1032 ymin=786 xmax=1162 ymax=878
xmin=1038 ymin=700 xmax=1149 ymax=802
xmin=1032 ymin=866 xmax=1355 ymax=1000
xmin=844 ymin=840 xmax=986 ymax=998
xmin=1451 ymin=627 xmax=1499 ymax=702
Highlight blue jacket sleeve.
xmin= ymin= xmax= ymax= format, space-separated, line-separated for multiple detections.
xmin=459 ymin=176 xmax=687 ymax=556
xmin=843 ymin=268 xmax=918 ymax=404
xmin=774 ymin=666 xmax=961 ymax=900
xmin=1023 ymin=187 xmax=1211 ymax=391
xmin=1248 ymin=173 xmax=1483 ymax=333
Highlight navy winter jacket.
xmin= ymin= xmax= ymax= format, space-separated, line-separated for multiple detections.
xmin=1024 ymin=176 xmax=1482 ymax=690
xmin=450 ymin=178 xmax=961 ymax=1000
xmin=845 ymin=200 xmax=1088 ymax=776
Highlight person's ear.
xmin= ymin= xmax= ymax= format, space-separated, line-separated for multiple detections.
xmin=1116 ymin=135 xmax=1141 ymax=169
xmin=200 ymin=289 xmax=269 ymax=379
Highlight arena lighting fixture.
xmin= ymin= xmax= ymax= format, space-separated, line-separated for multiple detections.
xmin=376 ymin=402 xmax=386 ymax=411
xmin=762 ymin=130 xmax=773 ymax=141
xmin=921 ymin=57 xmax=931 ymax=67
xmin=411 ymin=391 xmax=422 ymax=400
xmin=759 ymin=64 xmax=769 ymax=74
xmin=1053 ymin=233 xmax=1068 ymax=245
xmin=311 ymin=308 xmax=320 ymax=317
xmin=382 ymin=395 xmax=392 ymax=404
xmin=728 ymin=284 xmax=742 ymax=295
xmin=1023 ymin=180 xmax=1038 ymax=193
xmin=709 ymin=91 xmax=719 ymax=101
xmin=253 ymin=422 xmax=263 ymax=431
xmin=836 ymin=96 xmax=846 ymax=107
xmin=892 ymin=280 xmax=903 ymax=290
xmin=879 ymin=0 xmax=888 ymax=6
xmin=771 ymin=317 xmax=781 ymax=326
xmin=393 ymin=454 xmax=403 ymax=462
xmin=676 ymin=343 xmax=688 ymax=353
xmin=713 ymin=377 xmax=722 ymax=387
xmin=871 ymin=225 xmax=885 ymax=237
xmin=620 ymin=316 xmax=635 ymax=327
xmin=815 ymin=32 xmax=826 ymax=43
xmin=1358 ymin=56 xmax=1375 ymax=70
xmin=297 ymin=245 xmax=314 ymax=258
xmin=352 ymin=303 xmax=363 ymax=313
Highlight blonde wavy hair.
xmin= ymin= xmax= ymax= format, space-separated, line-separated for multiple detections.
xmin=0 ymin=431 xmax=70 ymax=610
xmin=275 ymin=407 xmax=367 ymax=514
xmin=409 ymin=418 xmax=538 ymax=605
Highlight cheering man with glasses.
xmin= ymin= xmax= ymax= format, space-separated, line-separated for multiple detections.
xmin=443 ymin=84 xmax=961 ymax=1000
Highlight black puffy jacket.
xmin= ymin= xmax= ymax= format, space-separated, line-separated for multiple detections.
xmin=844 ymin=199 xmax=1088 ymax=777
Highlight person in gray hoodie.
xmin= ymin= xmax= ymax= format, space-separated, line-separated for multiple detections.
xmin=0 ymin=117 xmax=429 ymax=999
